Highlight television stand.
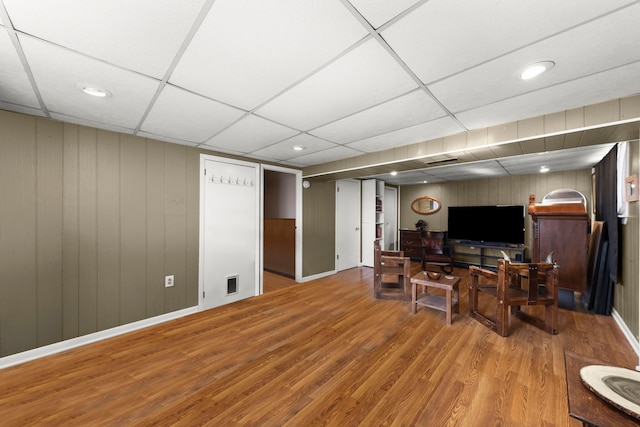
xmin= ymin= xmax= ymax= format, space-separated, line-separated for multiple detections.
xmin=449 ymin=241 xmax=526 ymax=270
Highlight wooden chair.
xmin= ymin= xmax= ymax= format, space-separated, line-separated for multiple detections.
xmin=469 ymin=259 xmax=558 ymax=336
xmin=373 ymin=240 xmax=411 ymax=300
xmin=421 ymin=230 xmax=453 ymax=273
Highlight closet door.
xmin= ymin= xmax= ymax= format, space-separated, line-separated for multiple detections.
xmin=200 ymin=156 xmax=260 ymax=310
xmin=336 ymin=180 xmax=361 ymax=271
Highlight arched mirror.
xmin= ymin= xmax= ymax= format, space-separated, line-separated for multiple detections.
xmin=411 ymin=196 xmax=441 ymax=215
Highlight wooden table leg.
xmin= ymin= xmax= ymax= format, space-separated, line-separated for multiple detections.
xmin=445 ymin=289 xmax=452 ymax=325
xmin=411 ymin=282 xmax=417 ymax=314
xmin=453 ymin=286 xmax=459 ymax=314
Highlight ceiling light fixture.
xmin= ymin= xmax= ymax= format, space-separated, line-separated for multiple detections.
xmin=390 ymin=171 xmax=397 ymax=176
xmin=292 ymin=145 xmax=305 ymax=151
xmin=76 ymin=83 xmax=112 ymax=98
xmin=520 ymin=61 xmax=555 ymax=80
xmin=540 ymin=166 xmax=550 ymax=173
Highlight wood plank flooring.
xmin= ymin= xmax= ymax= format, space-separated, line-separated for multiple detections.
xmin=0 ymin=265 xmax=636 ymax=426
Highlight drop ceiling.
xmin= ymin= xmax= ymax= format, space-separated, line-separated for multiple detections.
xmin=0 ymin=0 xmax=639 ymax=183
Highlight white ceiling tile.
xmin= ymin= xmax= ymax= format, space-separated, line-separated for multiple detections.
xmin=346 ymin=116 xmax=464 ymax=153
xmin=170 ymin=0 xmax=367 ymax=110
xmin=287 ymin=145 xmax=363 ymax=166
xmin=250 ymin=133 xmax=338 ymax=161
xmin=499 ymin=144 xmax=615 ymax=174
xmin=348 ymin=0 xmax=422 ymax=28
xmin=311 ymin=90 xmax=447 ymax=143
xmin=0 ymin=29 xmax=40 ymax=108
xmin=2 ymin=0 xmax=207 ymax=79
xmin=256 ymin=39 xmax=418 ymax=130
xmin=382 ymin=0 xmax=637 ymax=84
xmin=456 ymin=61 xmax=640 ymax=130
xmin=141 ymin=85 xmax=246 ymax=143
xmin=204 ymin=114 xmax=299 ymax=153
xmin=431 ymin=160 xmax=507 ymax=179
xmin=430 ymin=4 xmax=640 ymax=113
xmin=20 ymin=36 xmax=160 ymax=130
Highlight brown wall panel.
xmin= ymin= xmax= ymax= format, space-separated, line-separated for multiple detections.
xmin=145 ymin=139 xmax=166 ymax=317
xmin=0 ymin=111 xmax=206 ymax=357
xmin=120 ymin=135 xmax=147 ymax=325
xmin=163 ymin=144 xmax=188 ymax=313
xmin=0 ymin=113 xmax=37 ymax=356
xmin=96 ymin=130 xmax=121 ymax=330
xmin=302 ymin=181 xmax=335 ymax=276
xmin=78 ymin=127 xmax=99 ymax=336
xmin=264 ymin=218 xmax=295 ymax=277
xmin=185 ymin=149 xmax=200 ymax=307
xmin=616 ymin=139 xmax=639 ymax=339
xmin=36 ymin=118 xmax=64 ymax=347
xmin=62 ymin=123 xmax=80 ymax=339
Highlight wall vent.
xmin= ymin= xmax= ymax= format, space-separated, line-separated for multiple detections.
xmin=226 ymin=275 xmax=238 ymax=295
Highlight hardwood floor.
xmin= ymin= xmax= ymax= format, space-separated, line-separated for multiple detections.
xmin=263 ymin=270 xmax=297 ymax=292
xmin=1 ymin=265 xmax=636 ymax=426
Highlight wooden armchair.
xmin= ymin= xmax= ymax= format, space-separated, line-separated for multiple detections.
xmin=469 ymin=259 xmax=558 ymax=337
xmin=373 ymin=240 xmax=411 ymax=300
xmin=421 ymin=230 xmax=453 ymax=273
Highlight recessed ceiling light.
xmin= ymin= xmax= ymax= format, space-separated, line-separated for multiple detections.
xmin=76 ymin=83 xmax=112 ymax=98
xmin=540 ymin=166 xmax=550 ymax=173
xmin=390 ymin=171 xmax=397 ymax=176
xmin=292 ymin=145 xmax=305 ymax=151
xmin=520 ymin=61 xmax=555 ymax=80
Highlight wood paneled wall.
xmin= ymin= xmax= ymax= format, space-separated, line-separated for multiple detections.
xmin=264 ymin=218 xmax=295 ymax=277
xmin=0 ymin=111 xmax=200 ymax=357
xmin=616 ymin=140 xmax=639 ymax=339
xmin=302 ymin=181 xmax=335 ymax=277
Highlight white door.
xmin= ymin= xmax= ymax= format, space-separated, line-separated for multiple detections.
xmin=336 ymin=179 xmax=361 ymax=271
xmin=384 ymin=187 xmax=398 ymax=250
xmin=200 ymin=157 xmax=260 ymax=310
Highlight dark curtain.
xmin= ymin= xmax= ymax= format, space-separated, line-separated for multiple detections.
xmin=591 ymin=145 xmax=618 ymax=314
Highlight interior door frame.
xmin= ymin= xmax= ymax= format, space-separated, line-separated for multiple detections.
xmin=261 ymin=164 xmax=302 ymax=284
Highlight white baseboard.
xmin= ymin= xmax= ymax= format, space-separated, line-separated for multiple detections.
xmin=0 ymin=306 xmax=199 ymax=370
xmin=301 ymin=270 xmax=337 ymax=283
xmin=611 ymin=308 xmax=640 ymax=369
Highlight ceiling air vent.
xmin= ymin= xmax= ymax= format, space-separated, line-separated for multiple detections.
xmin=421 ymin=158 xmax=459 ymax=167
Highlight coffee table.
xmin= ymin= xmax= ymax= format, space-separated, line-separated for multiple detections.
xmin=410 ymin=271 xmax=460 ymax=325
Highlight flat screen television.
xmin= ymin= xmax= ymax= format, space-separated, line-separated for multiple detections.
xmin=447 ymin=205 xmax=525 ymax=245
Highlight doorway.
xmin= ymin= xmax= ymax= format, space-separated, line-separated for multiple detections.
xmin=262 ymin=165 xmax=302 ymax=292
xmin=384 ymin=186 xmax=398 ymax=250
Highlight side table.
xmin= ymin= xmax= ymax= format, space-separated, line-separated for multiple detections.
xmin=564 ymin=350 xmax=639 ymax=426
xmin=410 ymin=271 xmax=460 ymax=325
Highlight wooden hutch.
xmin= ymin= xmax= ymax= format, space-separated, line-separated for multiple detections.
xmin=528 ymin=195 xmax=590 ymax=292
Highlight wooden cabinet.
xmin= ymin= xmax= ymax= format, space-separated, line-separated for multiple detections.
xmin=400 ymin=229 xmax=423 ymax=260
xmin=530 ymin=210 xmax=590 ymax=292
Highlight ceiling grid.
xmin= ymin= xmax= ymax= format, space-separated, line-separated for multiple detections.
xmin=0 ymin=0 xmax=638 ymax=183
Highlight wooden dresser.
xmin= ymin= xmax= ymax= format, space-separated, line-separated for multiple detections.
xmin=399 ymin=229 xmax=423 ymax=260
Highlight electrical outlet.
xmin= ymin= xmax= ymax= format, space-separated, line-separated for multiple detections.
xmin=165 ymin=275 xmax=174 ymax=288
